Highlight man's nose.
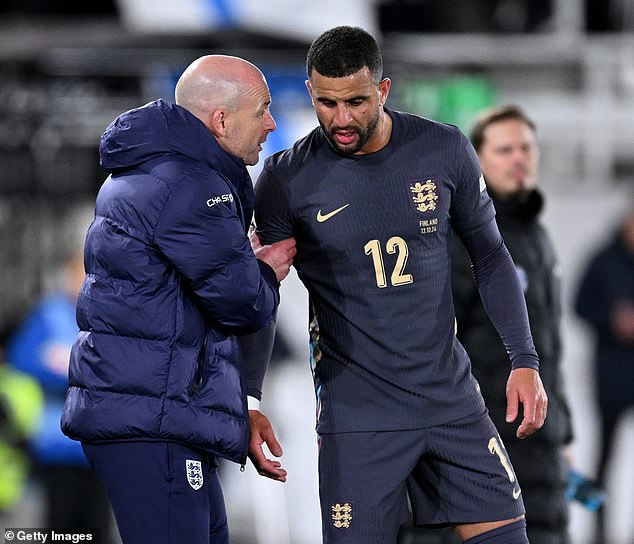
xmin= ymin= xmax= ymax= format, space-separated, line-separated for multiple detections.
xmin=333 ymin=104 xmax=352 ymax=126
xmin=266 ymin=112 xmax=277 ymax=132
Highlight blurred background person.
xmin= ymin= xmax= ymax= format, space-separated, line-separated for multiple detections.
xmin=0 ymin=342 xmax=43 ymax=525
xmin=451 ymin=105 xmax=574 ymax=543
xmin=574 ymin=207 xmax=634 ymax=544
xmin=6 ymin=243 xmax=115 ymax=540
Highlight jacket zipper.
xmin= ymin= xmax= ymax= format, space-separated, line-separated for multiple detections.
xmin=190 ymin=333 xmax=207 ymax=394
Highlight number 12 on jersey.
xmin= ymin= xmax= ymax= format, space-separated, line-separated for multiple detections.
xmin=364 ymin=236 xmax=414 ymax=288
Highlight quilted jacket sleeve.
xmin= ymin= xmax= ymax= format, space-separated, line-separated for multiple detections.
xmin=154 ymin=170 xmax=279 ymax=336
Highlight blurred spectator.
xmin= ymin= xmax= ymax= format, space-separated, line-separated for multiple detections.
xmin=574 ymin=207 xmax=634 ymax=543
xmin=404 ymin=105 xmax=574 ymax=544
xmin=0 ymin=346 xmax=43 ymax=518
xmin=455 ymin=105 xmax=573 ymax=543
xmin=6 ymin=249 xmax=114 ymax=539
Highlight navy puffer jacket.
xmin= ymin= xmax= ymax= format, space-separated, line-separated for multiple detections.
xmin=62 ymin=100 xmax=279 ymax=463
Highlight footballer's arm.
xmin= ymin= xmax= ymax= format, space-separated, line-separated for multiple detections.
xmin=238 ymin=316 xmax=288 ymax=482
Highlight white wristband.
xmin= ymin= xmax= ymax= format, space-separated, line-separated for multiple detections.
xmin=247 ymin=396 xmax=261 ymax=411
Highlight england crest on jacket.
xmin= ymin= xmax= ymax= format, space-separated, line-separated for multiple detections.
xmin=186 ymin=459 xmax=203 ymax=490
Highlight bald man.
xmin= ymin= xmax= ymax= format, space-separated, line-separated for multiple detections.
xmin=61 ymin=55 xmax=296 ymax=544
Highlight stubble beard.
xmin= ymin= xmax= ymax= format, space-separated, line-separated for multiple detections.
xmin=323 ymin=110 xmax=380 ymax=156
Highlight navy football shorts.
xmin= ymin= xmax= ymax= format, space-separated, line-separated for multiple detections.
xmin=318 ymin=409 xmax=525 ymax=543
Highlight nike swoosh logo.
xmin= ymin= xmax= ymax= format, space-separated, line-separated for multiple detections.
xmin=317 ymin=204 xmax=350 ymax=222
xmin=513 ymin=487 xmax=522 ymax=500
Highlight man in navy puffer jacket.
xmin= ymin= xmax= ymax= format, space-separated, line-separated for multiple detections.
xmin=61 ymin=55 xmax=296 ymax=544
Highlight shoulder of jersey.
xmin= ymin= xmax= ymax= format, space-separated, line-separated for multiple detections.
xmin=397 ymin=110 xmax=463 ymax=140
xmin=265 ymin=128 xmax=322 ymax=171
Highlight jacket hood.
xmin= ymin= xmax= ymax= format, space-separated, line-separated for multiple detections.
xmin=99 ymin=99 xmax=246 ymax=179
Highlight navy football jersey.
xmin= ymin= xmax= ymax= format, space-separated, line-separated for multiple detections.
xmin=255 ymin=110 xmax=495 ymax=433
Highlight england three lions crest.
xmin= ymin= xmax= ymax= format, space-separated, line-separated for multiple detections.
xmin=331 ymin=502 xmax=353 ymax=529
xmin=409 ymin=179 xmax=438 ymax=213
xmin=186 ymin=459 xmax=203 ymax=490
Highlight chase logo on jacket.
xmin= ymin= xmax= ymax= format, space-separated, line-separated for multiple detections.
xmin=207 ymin=193 xmax=234 ymax=207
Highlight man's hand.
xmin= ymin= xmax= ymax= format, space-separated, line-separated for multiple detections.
xmin=248 ymin=410 xmax=287 ymax=482
xmin=251 ymin=231 xmax=296 ymax=282
xmin=505 ymin=367 xmax=548 ymax=439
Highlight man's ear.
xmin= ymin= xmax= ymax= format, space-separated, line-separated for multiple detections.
xmin=305 ymin=80 xmax=317 ymax=107
xmin=305 ymin=80 xmax=314 ymax=98
xmin=209 ymin=109 xmax=227 ymax=138
xmin=378 ymin=78 xmax=391 ymax=107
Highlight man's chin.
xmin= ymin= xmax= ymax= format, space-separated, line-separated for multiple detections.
xmin=330 ymin=138 xmax=361 ymax=155
xmin=244 ymin=157 xmax=258 ymax=167
xmin=335 ymin=144 xmax=358 ymax=155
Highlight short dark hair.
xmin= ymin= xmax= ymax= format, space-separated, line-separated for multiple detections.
xmin=470 ymin=104 xmax=536 ymax=152
xmin=306 ymin=26 xmax=383 ymax=83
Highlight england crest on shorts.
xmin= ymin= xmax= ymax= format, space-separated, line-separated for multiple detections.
xmin=331 ymin=502 xmax=353 ymax=529
xmin=186 ymin=459 xmax=203 ymax=490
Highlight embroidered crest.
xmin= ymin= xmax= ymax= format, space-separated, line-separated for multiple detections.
xmin=409 ymin=179 xmax=438 ymax=213
xmin=186 ymin=459 xmax=203 ymax=490
xmin=331 ymin=502 xmax=353 ymax=529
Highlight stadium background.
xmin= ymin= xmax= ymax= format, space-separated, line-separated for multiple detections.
xmin=0 ymin=1 xmax=632 ymax=542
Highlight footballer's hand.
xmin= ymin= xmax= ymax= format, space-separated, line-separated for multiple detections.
xmin=248 ymin=410 xmax=287 ymax=482
xmin=505 ymin=367 xmax=548 ymax=439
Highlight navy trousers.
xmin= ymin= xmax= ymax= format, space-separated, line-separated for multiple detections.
xmin=82 ymin=441 xmax=229 ymax=544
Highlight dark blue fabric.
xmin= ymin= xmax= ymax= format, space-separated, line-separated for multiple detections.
xmin=254 ymin=110 xmax=505 ymax=433
xmin=575 ymin=232 xmax=634 ymax=415
xmin=463 ymin=519 xmax=528 ymax=543
xmin=459 ymin=218 xmax=539 ymax=370
xmin=83 ymin=441 xmax=229 ymax=544
xmin=62 ymin=100 xmax=280 ymax=463
xmin=318 ymin=411 xmax=525 ymax=542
